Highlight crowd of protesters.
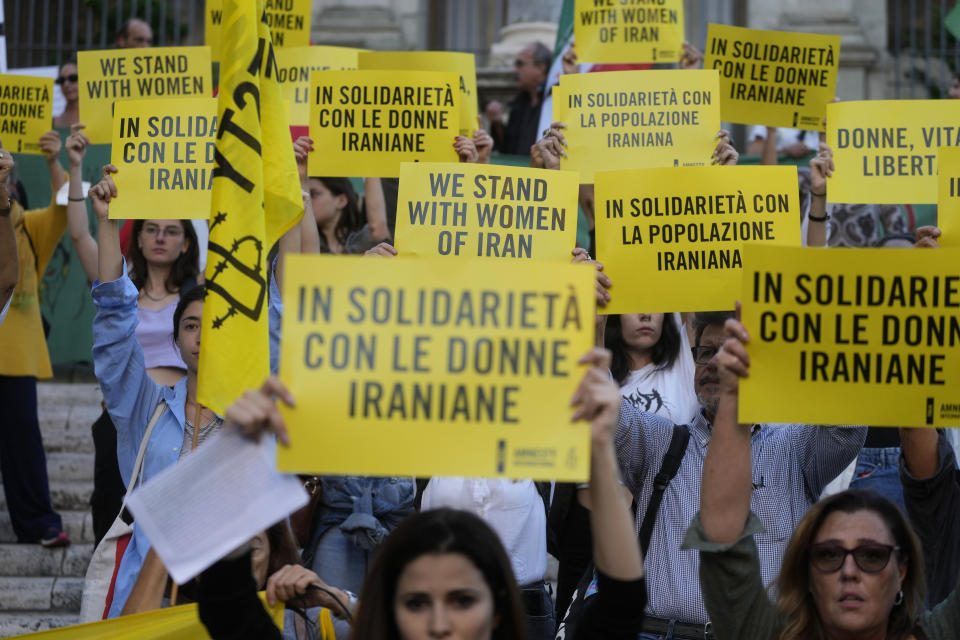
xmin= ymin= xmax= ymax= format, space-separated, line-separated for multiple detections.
xmin=1 ymin=14 xmax=959 ymax=640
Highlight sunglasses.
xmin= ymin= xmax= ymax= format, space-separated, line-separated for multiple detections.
xmin=808 ymin=542 xmax=900 ymax=574
xmin=56 ymin=74 xmax=78 ymax=85
xmin=691 ymin=346 xmax=718 ymax=365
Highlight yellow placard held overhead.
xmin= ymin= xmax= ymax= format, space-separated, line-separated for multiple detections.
xmin=110 ymin=98 xmax=218 ymax=220
xmin=14 ymin=594 xmax=283 ymax=639
xmin=939 ymin=146 xmax=959 ymax=247
xmin=276 ymin=46 xmax=363 ymax=128
xmin=359 ymin=51 xmax=478 ymax=137
xmin=394 ymin=162 xmax=579 ymax=260
xmin=573 ymin=0 xmax=684 ymax=64
xmin=826 ymin=100 xmax=960 ymax=204
xmin=277 ymin=255 xmax=595 ymax=481
xmin=0 ymin=74 xmax=53 ymax=155
xmin=594 ymin=165 xmax=801 ymax=313
xmin=206 ymin=0 xmax=311 ymax=61
xmin=554 ymin=70 xmax=721 ymax=183
xmin=704 ymin=24 xmax=840 ymax=131
xmin=739 ymin=244 xmax=960 ymax=427
xmin=308 ymin=70 xmax=460 ymax=178
xmin=78 ymin=46 xmax=212 ymax=143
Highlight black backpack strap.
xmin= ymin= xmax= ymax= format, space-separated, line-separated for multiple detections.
xmin=638 ymin=423 xmax=690 ymax=556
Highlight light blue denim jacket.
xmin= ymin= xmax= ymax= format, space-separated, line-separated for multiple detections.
xmin=93 ymin=267 xmax=281 ymax=617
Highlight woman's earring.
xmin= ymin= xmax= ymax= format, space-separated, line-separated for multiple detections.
xmin=893 ymin=590 xmax=904 ymax=606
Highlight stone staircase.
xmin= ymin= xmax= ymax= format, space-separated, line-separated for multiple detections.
xmin=0 ymin=383 xmax=101 ymax=637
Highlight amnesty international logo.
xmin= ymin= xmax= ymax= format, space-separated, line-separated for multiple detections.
xmin=204 ymin=210 xmax=266 ymax=329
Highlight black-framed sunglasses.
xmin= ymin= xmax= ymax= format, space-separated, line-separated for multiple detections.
xmin=808 ymin=542 xmax=900 ymax=574
xmin=691 ymin=346 xmax=718 ymax=365
xmin=56 ymin=74 xmax=78 ymax=85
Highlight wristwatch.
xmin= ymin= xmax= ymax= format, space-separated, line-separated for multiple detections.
xmin=0 ymin=197 xmax=11 ymax=217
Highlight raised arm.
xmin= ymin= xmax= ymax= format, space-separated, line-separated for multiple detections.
xmin=64 ymin=124 xmax=98 ymax=282
xmin=363 ymin=177 xmax=389 ymax=244
xmin=699 ymin=317 xmax=753 ymax=544
xmin=806 ymin=143 xmax=833 ymax=248
xmin=573 ymin=348 xmax=643 ymax=581
xmin=91 ymin=165 xmax=123 ymax=283
xmin=713 ymin=129 xmax=739 ymax=166
xmin=38 ymin=129 xmax=69 ymax=192
xmin=759 ymin=126 xmax=778 ymax=166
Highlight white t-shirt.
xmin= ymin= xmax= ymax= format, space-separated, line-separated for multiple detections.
xmin=421 ymin=477 xmax=547 ymax=586
xmin=618 ymin=313 xmax=698 ymax=425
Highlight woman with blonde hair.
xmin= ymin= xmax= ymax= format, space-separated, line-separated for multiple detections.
xmin=685 ymin=315 xmax=960 ymax=639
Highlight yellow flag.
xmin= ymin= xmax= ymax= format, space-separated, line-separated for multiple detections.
xmin=13 ymin=595 xmax=283 ymax=638
xmin=197 ymin=0 xmax=303 ymax=415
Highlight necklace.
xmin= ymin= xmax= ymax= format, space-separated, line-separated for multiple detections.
xmin=141 ymin=289 xmax=174 ymax=302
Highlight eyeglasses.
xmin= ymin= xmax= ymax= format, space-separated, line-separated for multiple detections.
xmin=142 ymin=224 xmax=184 ymax=239
xmin=691 ymin=346 xmax=718 ymax=365
xmin=56 ymin=74 xmax=79 ymax=85
xmin=808 ymin=542 xmax=900 ymax=574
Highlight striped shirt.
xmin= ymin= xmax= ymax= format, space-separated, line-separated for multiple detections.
xmin=615 ymin=401 xmax=865 ymax=625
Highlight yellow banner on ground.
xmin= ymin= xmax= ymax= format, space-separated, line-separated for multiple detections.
xmin=276 ymin=46 xmax=363 ymax=127
xmin=573 ymin=0 xmax=684 ymax=64
xmin=394 ymin=162 xmax=579 ymax=260
xmin=739 ymin=244 xmax=960 ymax=427
xmin=938 ymin=146 xmax=959 ymax=247
xmin=110 ymin=98 xmax=218 ymax=219
xmin=359 ymin=51 xmax=478 ymax=137
xmin=277 ymin=255 xmax=594 ymax=481
xmin=826 ymin=100 xmax=960 ymax=204
xmin=0 ymin=74 xmax=53 ymax=155
xmin=78 ymin=46 xmax=212 ymax=144
xmin=704 ymin=24 xmax=839 ymax=131
xmin=554 ymin=70 xmax=721 ymax=183
xmin=197 ymin=0 xmax=303 ymax=416
xmin=594 ymin=165 xmax=801 ymax=313
xmin=206 ymin=0 xmax=310 ymax=61
xmin=14 ymin=595 xmax=283 ymax=638
xmin=308 ymin=70 xmax=460 ymax=178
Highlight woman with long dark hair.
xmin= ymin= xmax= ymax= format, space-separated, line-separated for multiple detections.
xmin=66 ymin=147 xmax=200 ymax=545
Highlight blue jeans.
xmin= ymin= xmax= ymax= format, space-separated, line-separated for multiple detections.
xmin=849 ymin=447 xmax=906 ymax=514
xmin=522 ymin=581 xmax=555 ymax=640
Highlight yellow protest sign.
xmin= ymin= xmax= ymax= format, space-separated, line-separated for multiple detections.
xmin=277 ymin=255 xmax=594 ymax=481
xmin=276 ymin=46 xmax=363 ymax=127
xmin=359 ymin=51 xmax=478 ymax=137
xmin=78 ymin=46 xmax=212 ymax=143
xmin=206 ymin=0 xmax=311 ymax=61
xmin=704 ymin=24 xmax=839 ymax=131
xmin=109 ymin=98 xmax=218 ymax=219
xmin=15 ymin=594 xmax=283 ymax=638
xmin=594 ymin=165 xmax=801 ymax=313
xmin=826 ymin=100 xmax=960 ymax=204
xmin=573 ymin=0 xmax=684 ymax=64
xmin=307 ymin=70 xmax=460 ymax=178
xmin=394 ymin=162 xmax=579 ymax=260
xmin=939 ymin=146 xmax=959 ymax=247
xmin=0 ymin=74 xmax=53 ymax=155
xmin=554 ymin=70 xmax=721 ymax=183
xmin=739 ymin=244 xmax=960 ymax=427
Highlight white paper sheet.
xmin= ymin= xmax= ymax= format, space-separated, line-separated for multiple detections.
xmin=126 ymin=429 xmax=308 ymax=584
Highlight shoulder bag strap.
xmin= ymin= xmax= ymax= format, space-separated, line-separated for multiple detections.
xmin=638 ymin=423 xmax=690 ymax=556
xmin=122 ymin=402 xmax=168 ymax=501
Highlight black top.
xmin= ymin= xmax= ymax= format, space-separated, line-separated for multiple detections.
xmin=197 ymin=551 xmax=282 ymax=640
xmin=494 ymin=89 xmax=544 ymax=156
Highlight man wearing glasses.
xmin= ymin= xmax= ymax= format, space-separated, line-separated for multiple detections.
xmin=610 ymin=311 xmax=865 ymax=640
xmin=485 ymin=42 xmax=552 ymax=156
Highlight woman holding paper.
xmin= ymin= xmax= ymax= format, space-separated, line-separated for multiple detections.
xmin=66 ymin=127 xmax=203 ymax=545
xmin=88 ymin=166 xmax=216 ymax=617
xmin=197 ymin=347 xmax=647 ymax=640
